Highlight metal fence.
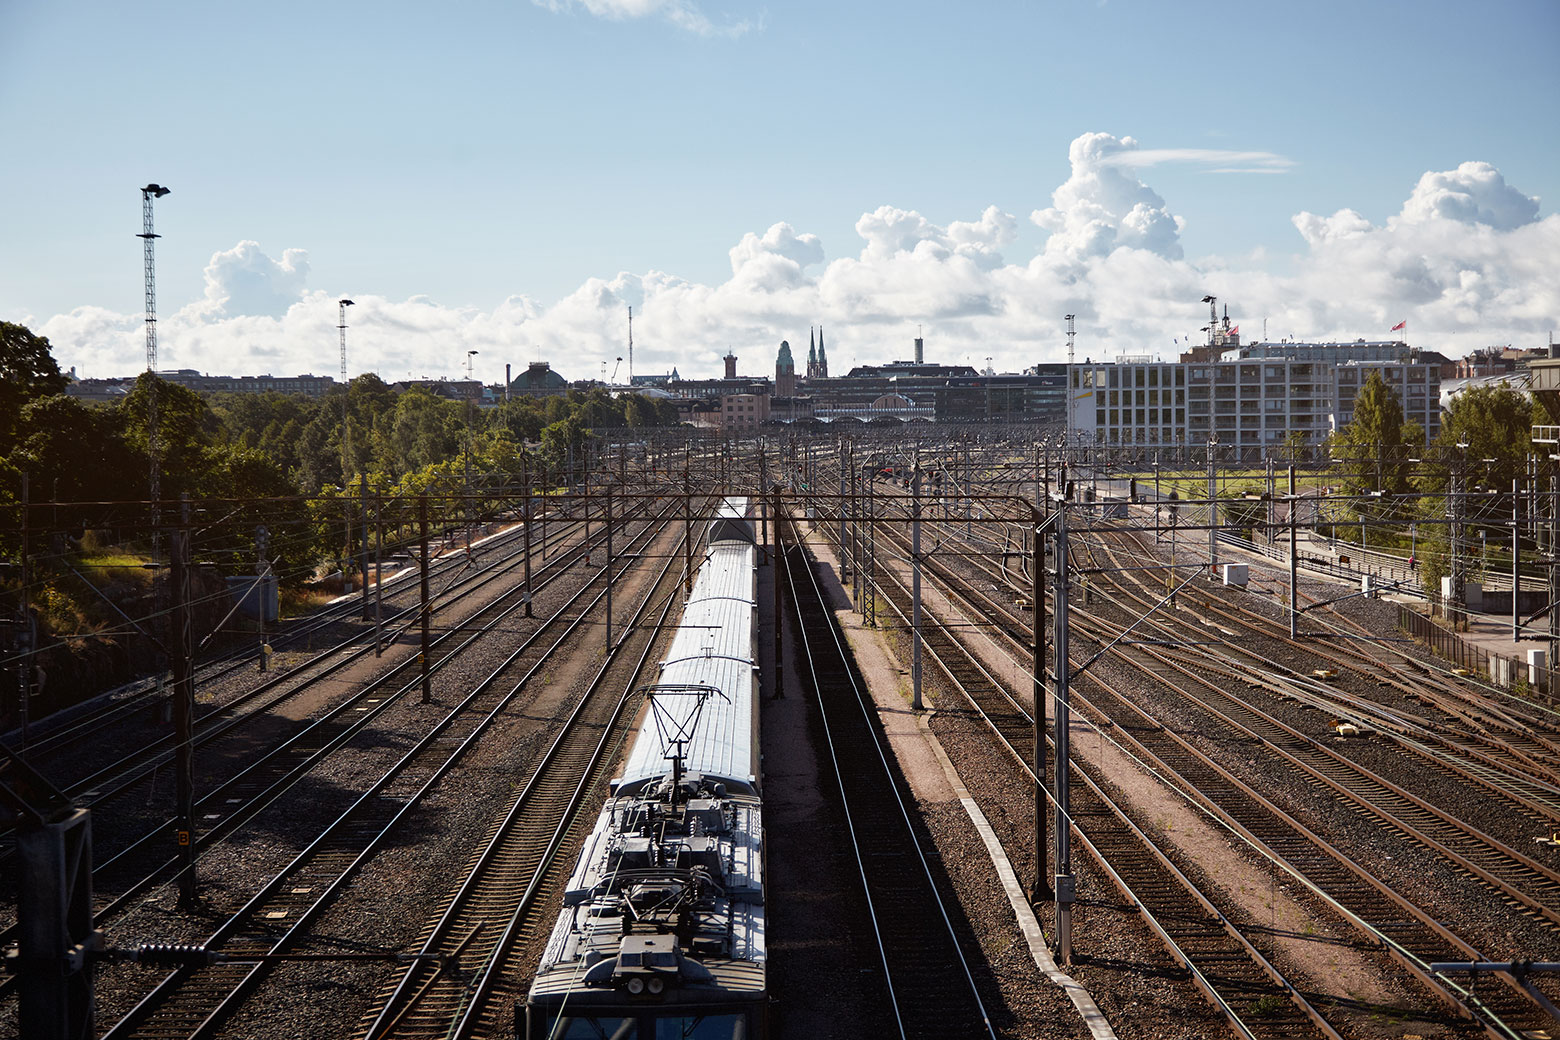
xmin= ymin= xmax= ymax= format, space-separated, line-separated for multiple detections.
xmin=1396 ymin=604 xmax=1554 ymax=698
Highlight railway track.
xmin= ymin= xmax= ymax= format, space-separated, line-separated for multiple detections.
xmin=781 ymin=532 xmax=996 ymax=1040
xmin=353 ymin=503 xmax=703 ymax=1040
xmin=852 ymin=516 xmax=1345 ymax=1039
xmin=864 ymin=495 xmax=1560 ymax=1033
xmin=98 ymin=505 xmax=697 ymax=1040
xmin=0 ymin=507 xmax=651 ymax=947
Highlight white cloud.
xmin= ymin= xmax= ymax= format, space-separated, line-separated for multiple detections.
xmin=1094 ymin=147 xmax=1294 ymax=174
xmin=1394 ymin=161 xmax=1540 ymax=230
xmin=533 ymin=0 xmax=756 ymax=37
xmin=196 ymin=240 xmax=311 ymax=318
xmin=32 ymin=136 xmax=1558 ymax=382
xmin=1031 ymin=132 xmax=1186 ymax=261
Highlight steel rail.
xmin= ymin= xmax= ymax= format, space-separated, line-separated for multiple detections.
xmin=358 ymin=507 xmax=700 ymax=1040
xmin=782 ymin=531 xmax=997 ymax=1040
xmin=98 ymin=506 xmax=686 ymax=1040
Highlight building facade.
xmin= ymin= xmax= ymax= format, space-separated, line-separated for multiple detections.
xmin=1067 ymin=340 xmax=1442 ymax=453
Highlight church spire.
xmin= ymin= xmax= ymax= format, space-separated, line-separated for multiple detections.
xmin=817 ymin=325 xmax=827 ymax=377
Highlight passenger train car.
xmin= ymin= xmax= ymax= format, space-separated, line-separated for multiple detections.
xmin=524 ymin=497 xmax=764 ymax=1040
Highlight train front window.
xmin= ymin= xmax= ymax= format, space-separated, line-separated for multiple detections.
xmin=545 ymin=1016 xmax=635 ymax=1040
xmin=655 ymin=1014 xmax=746 ymax=1040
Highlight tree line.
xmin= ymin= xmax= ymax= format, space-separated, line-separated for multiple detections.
xmin=1 ymin=320 xmax=683 ymax=587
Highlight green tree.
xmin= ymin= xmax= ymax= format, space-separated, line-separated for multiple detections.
xmin=0 ymin=322 xmax=69 ymax=455
xmin=1328 ymin=371 xmax=1418 ymax=508
xmin=120 ymin=374 xmax=221 ymax=497
xmin=1424 ymin=382 xmax=1533 ymax=496
xmin=12 ymin=396 xmax=141 ymax=507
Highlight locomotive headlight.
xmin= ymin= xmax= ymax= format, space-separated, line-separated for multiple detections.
xmin=626 ymin=977 xmax=646 ymax=995
xmin=647 ymin=977 xmax=665 ymax=995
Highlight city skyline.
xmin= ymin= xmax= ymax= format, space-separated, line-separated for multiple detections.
xmin=2 ymin=0 xmax=1556 ymax=381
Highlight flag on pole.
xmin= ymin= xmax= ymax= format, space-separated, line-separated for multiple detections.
xmin=1229 ymin=325 xmax=1239 ymax=336
xmin=1391 ymin=320 xmax=1407 ymax=332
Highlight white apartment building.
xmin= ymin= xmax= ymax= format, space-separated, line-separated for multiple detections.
xmin=1066 ymin=341 xmax=1441 ymax=454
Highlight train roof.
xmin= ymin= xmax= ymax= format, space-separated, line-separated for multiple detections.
xmin=708 ymin=496 xmax=753 ymax=545
xmin=616 ymin=538 xmax=756 ymax=794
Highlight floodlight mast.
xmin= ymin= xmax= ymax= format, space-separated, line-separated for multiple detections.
xmin=338 ymin=299 xmax=355 ymax=383
xmin=139 ymin=183 xmax=170 ymax=535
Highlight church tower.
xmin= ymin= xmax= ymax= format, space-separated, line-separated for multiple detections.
xmin=816 ymin=325 xmax=829 ymax=378
xmin=776 ymin=339 xmax=796 ymax=397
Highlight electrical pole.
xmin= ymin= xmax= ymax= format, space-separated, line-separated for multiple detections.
xmin=17 ymin=472 xmax=31 ymax=754
xmin=171 ymin=496 xmax=198 ymax=908
xmin=419 ymin=496 xmax=431 ymax=703
xmin=1207 ymin=437 xmax=1218 ymax=580
xmin=1032 ymin=516 xmax=1050 ymax=904
xmin=1289 ymin=466 xmax=1299 ymax=640
xmin=374 ymin=497 xmax=384 ymax=656
xmin=605 ymin=487 xmax=614 ymax=650
xmin=360 ymin=475 xmax=371 ymax=620
xmin=911 ymin=461 xmax=923 ymax=711
xmin=773 ymin=487 xmax=784 ymax=699
xmin=522 ymin=453 xmax=533 ymax=618
xmin=1515 ymin=477 xmax=1522 ymax=641
xmin=1052 ymin=501 xmax=1074 ymax=962
xmin=839 ymin=437 xmax=850 ymax=585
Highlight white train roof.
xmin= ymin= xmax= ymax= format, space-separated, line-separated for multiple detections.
xmin=618 ymin=537 xmax=756 ymax=793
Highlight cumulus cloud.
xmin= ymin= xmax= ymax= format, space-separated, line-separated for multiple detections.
xmin=533 ymin=0 xmax=756 ymax=37
xmin=1394 ymin=161 xmax=1540 ymax=230
xmin=1032 ymin=133 xmax=1186 ymax=261
xmin=197 ymin=240 xmax=311 ymax=318
xmin=31 ymin=136 xmax=1558 ymax=382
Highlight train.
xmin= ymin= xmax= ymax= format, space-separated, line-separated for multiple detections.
xmin=522 ymin=497 xmax=766 ymax=1040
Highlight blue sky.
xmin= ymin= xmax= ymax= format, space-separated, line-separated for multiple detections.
xmin=3 ymin=0 xmax=1557 ymax=380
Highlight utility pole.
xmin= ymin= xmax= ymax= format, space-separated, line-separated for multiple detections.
xmin=866 ymin=470 xmax=876 ymax=627
xmin=839 ymin=437 xmax=850 ymax=585
xmin=911 ymin=462 xmax=923 ymax=711
xmin=684 ymin=467 xmax=694 ymax=596
xmin=1031 ymin=515 xmax=1050 ymax=904
xmin=1052 ymin=501 xmax=1074 ymax=962
xmin=17 ymin=471 xmax=30 ymax=753
xmin=360 ymin=475 xmax=371 ymax=620
xmin=1514 ymin=477 xmax=1522 ymax=641
xmin=605 ymin=488 xmax=614 ymax=650
xmin=374 ymin=497 xmax=384 ymax=656
xmin=522 ymin=453 xmax=533 ymax=618
xmin=1207 ymin=438 xmax=1218 ymax=580
xmin=171 ymin=497 xmax=198 ymax=908
xmin=419 ymin=496 xmax=431 ymax=703
xmin=255 ymin=525 xmax=271 ymax=671
xmin=773 ymin=487 xmax=784 ymax=699
xmin=1289 ymin=466 xmax=1299 ymax=640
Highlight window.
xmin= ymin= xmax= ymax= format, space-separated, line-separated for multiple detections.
xmin=1109 ymin=369 xmax=1119 ymax=388
xmin=1176 ymin=368 xmax=1186 ymax=386
xmin=542 ymin=1015 xmax=634 ymax=1038
xmin=1149 ymin=368 xmax=1159 ymax=387
xmin=1136 ymin=390 xmax=1146 ymax=406
xmin=1135 ymin=368 xmax=1146 ymax=387
xmin=657 ymin=1014 xmax=748 ymax=1039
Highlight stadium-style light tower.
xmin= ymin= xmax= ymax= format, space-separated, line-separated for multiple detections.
xmin=140 ymin=183 xmax=171 ymax=526
xmin=338 ymin=298 xmax=355 ymax=474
